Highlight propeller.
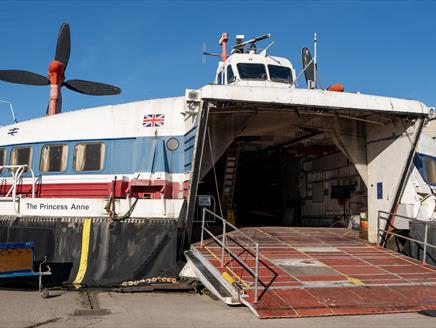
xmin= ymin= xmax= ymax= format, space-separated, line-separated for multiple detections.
xmin=55 ymin=23 xmax=71 ymax=69
xmin=64 ymin=80 xmax=121 ymax=96
xmin=0 ymin=70 xmax=49 ymax=85
xmin=0 ymin=23 xmax=121 ymax=115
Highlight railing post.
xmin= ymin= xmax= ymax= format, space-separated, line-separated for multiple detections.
xmin=423 ymin=222 xmax=428 ymax=265
xmin=377 ymin=211 xmax=380 ymax=245
xmin=221 ymin=220 xmax=226 ymax=267
xmin=29 ymin=166 xmax=35 ymax=198
xmin=200 ymin=208 xmax=206 ymax=247
xmin=254 ymin=243 xmax=259 ymax=303
xmin=12 ymin=170 xmax=17 ymax=200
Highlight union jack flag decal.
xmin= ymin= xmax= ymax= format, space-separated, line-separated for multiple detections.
xmin=143 ymin=114 xmax=165 ymax=127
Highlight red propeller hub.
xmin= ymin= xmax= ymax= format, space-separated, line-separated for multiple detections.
xmin=48 ymin=60 xmax=65 ymax=85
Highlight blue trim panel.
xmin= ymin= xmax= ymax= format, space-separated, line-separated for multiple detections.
xmin=0 ymin=135 xmax=190 ymax=177
xmin=0 ymin=242 xmax=34 ymax=249
xmin=0 ymin=271 xmax=42 ymax=278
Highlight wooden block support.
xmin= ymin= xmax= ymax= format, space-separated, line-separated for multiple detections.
xmin=0 ymin=246 xmax=34 ymax=273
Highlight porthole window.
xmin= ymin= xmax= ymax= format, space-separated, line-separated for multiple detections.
xmin=166 ymin=138 xmax=180 ymax=151
xmin=0 ymin=148 xmax=5 ymax=174
xmin=10 ymin=147 xmax=32 ymax=173
xmin=73 ymin=143 xmax=105 ymax=172
xmin=40 ymin=144 xmax=68 ymax=173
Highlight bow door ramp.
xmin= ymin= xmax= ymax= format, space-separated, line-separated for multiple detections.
xmin=182 ymin=225 xmax=436 ymax=318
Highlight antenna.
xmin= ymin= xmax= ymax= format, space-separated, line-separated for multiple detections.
xmin=219 ymin=32 xmax=229 ymax=61
xmin=202 ymin=33 xmax=229 ymax=62
xmin=302 ymin=47 xmax=315 ymax=89
xmin=301 ymin=32 xmax=318 ymax=89
xmin=232 ymin=33 xmax=271 ymax=52
xmin=314 ymin=32 xmax=317 ymax=88
xmin=259 ymin=41 xmax=275 ymax=56
xmin=202 ymin=43 xmax=207 ymax=64
xmin=0 ymin=100 xmax=17 ymax=123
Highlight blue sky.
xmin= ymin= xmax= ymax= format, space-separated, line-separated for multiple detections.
xmin=0 ymin=0 xmax=435 ymax=125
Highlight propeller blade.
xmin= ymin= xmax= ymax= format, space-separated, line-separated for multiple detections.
xmin=63 ymin=79 xmax=121 ymax=96
xmin=0 ymin=70 xmax=49 ymax=85
xmin=55 ymin=23 xmax=71 ymax=69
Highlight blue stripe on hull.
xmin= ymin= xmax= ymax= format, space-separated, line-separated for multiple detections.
xmin=0 ymin=135 xmax=193 ymax=177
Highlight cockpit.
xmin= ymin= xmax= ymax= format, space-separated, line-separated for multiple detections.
xmin=213 ymin=34 xmax=296 ymax=87
xmin=215 ymin=55 xmax=296 ymax=86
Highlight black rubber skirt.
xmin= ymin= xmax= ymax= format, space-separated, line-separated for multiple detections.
xmin=0 ymin=216 xmax=178 ymax=287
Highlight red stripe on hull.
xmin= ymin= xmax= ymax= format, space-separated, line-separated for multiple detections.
xmin=0 ymin=180 xmax=184 ymax=199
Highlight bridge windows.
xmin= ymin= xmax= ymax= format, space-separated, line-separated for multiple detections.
xmin=40 ymin=144 xmax=68 ymax=173
xmin=216 ymin=71 xmax=223 ymax=85
xmin=0 ymin=148 xmax=5 ymax=174
xmin=73 ymin=142 xmax=105 ymax=172
xmin=268 ymin=65 xmax=293 ymax=83
xmin=9 ymin=147 xmax=32 ymax=173
xmin=227 ymin=65 xmax=235 ymax=84
xmin=237 ymin=63 xmax=267 ymax=80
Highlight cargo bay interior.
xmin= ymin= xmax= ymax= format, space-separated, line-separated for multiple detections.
xmin=196 ymin=107 xmax=372 ymax=232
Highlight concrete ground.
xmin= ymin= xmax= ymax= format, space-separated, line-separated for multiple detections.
xmin=0 ymin=289 xmax=435 ymax=328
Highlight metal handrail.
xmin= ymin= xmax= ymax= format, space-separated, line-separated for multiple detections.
xmin=0 ymin=165 xmax=36 ymax=199
xmin=200 ymin=207 xmax=260 ymax=303
xmin=377 ymin=210 xmax=436 ymax=265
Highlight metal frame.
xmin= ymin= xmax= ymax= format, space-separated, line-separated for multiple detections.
xmin=0 ymin=243 xmax=51 ymax=299
xmin=377 ymin=210 xmax=436 ymax=265
xmin=0 ymin=100 xmax=17 ymax=124
xmin=0 ymin=165 xmax=36 ymax=216
xmin=1 ymin=165 xmax=36 ymax=199
xmin=200 ymin=207 xmax=260 ymax=303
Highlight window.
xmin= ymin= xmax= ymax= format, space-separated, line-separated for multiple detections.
xmin=166 ymin=138 xmax=180 ymax=151
xmin=216 ymin=71 xmax=222 ymax=84
xmin=0 ymin=148 xmax=5 ymax=174
xmin=40 ymin=144 xmax=68 ymax=173
xmin=227 ymin=65 xmax=235 ymax=83
xmin=236 ymin=63 xmax=267 ymax=80
xmin=73 ymin=143 xmax=105 ymax=172
xmin=268 ymin=65 xmax=293 ymax=83
xmin=424 ymin=157 xmax=436 ymax=184
xmin=10 ymin=147 xmax=32 ymax=172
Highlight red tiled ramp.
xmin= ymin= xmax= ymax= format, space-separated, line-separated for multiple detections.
xmin=246 ymin=285 xmax=436 ymax=318
xmin=191 ymin=227 xmax=436 ymax=318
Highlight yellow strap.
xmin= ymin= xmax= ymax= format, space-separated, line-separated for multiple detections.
xmin=72 ymin=218 xmax=92 ymax=287
xmin=203 ymin=245 xmax=252 ymax=289
xmin=222 ymin=272 xmax=235 ymax=284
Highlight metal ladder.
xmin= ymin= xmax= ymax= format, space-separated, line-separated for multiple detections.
xmin=221 ymin=142 xmax=240 ymax=224
xmin=200 ymin=208 xmax=262 ymax=303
